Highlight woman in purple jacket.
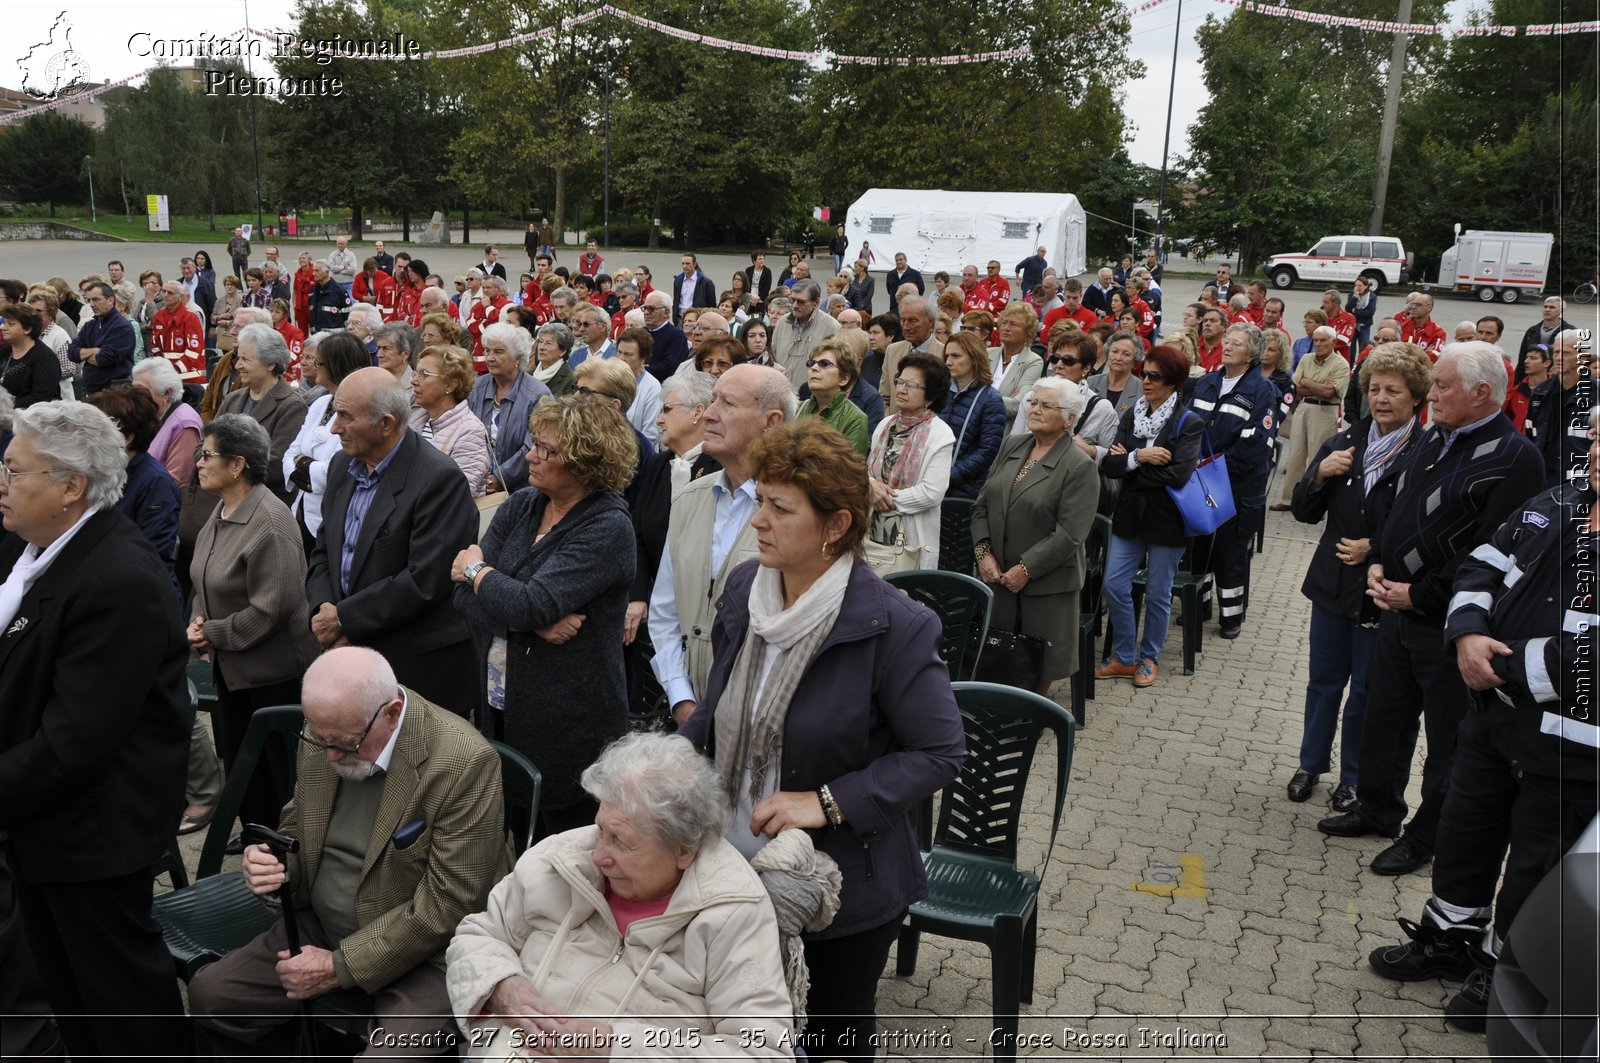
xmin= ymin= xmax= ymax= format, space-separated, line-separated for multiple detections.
xmin=679 ymin=418 xmax=965 ymax=1063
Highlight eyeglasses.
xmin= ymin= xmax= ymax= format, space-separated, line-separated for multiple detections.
xmin=1047 ymin=355 xmax=1082 ymax=367
xmin=641 ymin=304 xmax=668 ymax=314
xmin=893 ymin=377 xmax=925 ymax=391
xmin=575 ymin=385 xmax=623 ymax=403
xmin=1031 ymin=400 xmax=1066 ymax=413
xmin=805 ymin=358 xmax=837 ymax=370
xmin=299 ymin=701 xmax=389 ymax=755
xmin=192 ymin=447 xmax=234 ymax=464
xmin=1141 ymin=370 xmax=1164 ymax=382
xmin=659 ymin=403 xmax=697 ymax=415
xmin=531 ymin=440 xmax=561 ymax=462
xmin=413 ymin=368 xmax=443 ymax=381
xmin=0 ymin=464 xmax=60 ymax=485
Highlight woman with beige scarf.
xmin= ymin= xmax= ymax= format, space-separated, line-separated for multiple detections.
xmin=678 ymin=419 xmax=965 ymax=1063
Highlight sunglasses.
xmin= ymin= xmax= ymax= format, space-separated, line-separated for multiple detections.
xmin=1047 ymin=355 xmax=1083 ymax=367
xmin=805 ymin=358 xmax=837 ymax=370
xmin=1141 ymin=370 xmax=1164 ymax=382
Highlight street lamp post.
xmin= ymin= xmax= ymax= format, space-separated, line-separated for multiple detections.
xmin=1155 ymin=0 xmax=1183 ymax=260
xmin=84 ymin=155 xmax=96 ymax=222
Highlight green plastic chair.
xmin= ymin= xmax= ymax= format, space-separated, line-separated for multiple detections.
xmin=884 ymin=570 xmax=993 ymax=682
xmin=895 ymin=682 xmax=1076 ymax=1063
xmin=156 ymin=677 xmax=207 ymax=891
xmin=938 ymin=497 xmax=978 ymax=575
xmin=1070 ymin=513 xmax=1112 ymax=727
xmin=309 ymin=740 xmax=543 ymax=1037
xmin=186 ymin=658 xmax=218 ymax=714
xmin=152 ymin=704 xmax=304 ymax=980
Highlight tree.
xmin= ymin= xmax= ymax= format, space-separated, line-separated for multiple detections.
xmin=801 ymin=0 xmax=1138 ymax=226
xmin=0 ymin=112 xmax=95 ymax=215
xmin=96 ymin=68 xmax=214 ymax=217
xmin=1173 ymin=0 xmax=1448 ymax=272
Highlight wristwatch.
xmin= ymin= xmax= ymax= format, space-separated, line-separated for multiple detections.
xmin=462 ymin=560 xmax=488 ymax=586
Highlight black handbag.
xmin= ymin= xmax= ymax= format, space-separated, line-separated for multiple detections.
xmin=974 ymin=628 xmax=1051 ymax=690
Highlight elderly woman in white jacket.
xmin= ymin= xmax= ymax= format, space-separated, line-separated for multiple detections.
xmin=866 ymin=350 xmax=954 ymax=570
xmin=410 ymin=343 xmax=493 ymax=496
xmin=448 ymin=733 xmax=801 ymax=1062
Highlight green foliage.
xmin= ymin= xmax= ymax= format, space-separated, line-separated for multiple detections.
xmin=0 ymin=112 xmax=95 ymax=216
xmin=97 ymin=69 xmax=215 ymax=217
xmin=801 ymin=0 xmax=1138 ymax=221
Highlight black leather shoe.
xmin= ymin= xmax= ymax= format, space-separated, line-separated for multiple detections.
xmin=1444 ymin=966 xmax=1493 ymax=1031
xmin=1371 ymin=836 xmax=1434 ymax=876
xmin=1369 ymin=917 xmax=1481 ymax=982
xmin=1317 ymin=810 xmax=1395 ymax=838
xmin=223 ymin=834 xmax=245 ymax=856
xmin=1329 ymin=783 xmax=1358 ymax=812
xmin=1219 ymin=622 xmax=1242 ymax=639
xmin=1287 ymin=770 xmax=1318 ymax=802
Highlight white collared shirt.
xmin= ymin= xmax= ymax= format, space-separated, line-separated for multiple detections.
xmin=371 ymin=689 xmax=409 ymax=773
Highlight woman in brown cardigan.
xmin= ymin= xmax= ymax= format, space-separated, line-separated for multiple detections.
xmin=187 ymin=414 xmax=318 ymax=832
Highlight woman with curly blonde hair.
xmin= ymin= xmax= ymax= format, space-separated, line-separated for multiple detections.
xmin=451 ymin=397 xmax=640 ymax=837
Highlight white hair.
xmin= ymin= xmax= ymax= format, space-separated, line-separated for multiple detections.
xmin=0 ymin=388 xmax=13 ymax=436
xmin=1555 ymin=328 xmax=1585 ymax=350
xmin=1313 ymin=325 xmax=1339 ymax=341
xmin=1031 ymin=375 xmax=1087 ymax=422
xmin=131 ymin=357 xmax=184 ymax=407
xmin=581 ymin=733 xmax=729 ymax=851
xmin=1439 ymin=341 xmax=1509 ymax=407
xmin=662 ymin=370 xmax=715 ymax=410
xmin=347 ymin=304 xmax=383 ymax=333
xmin=750 ymin=364 xmax=798 ymax=421
xmin=233 ymin=306 xmax=273 ymax=328
xmin=368 ymin=378 xmax=413 ymax=427
xmin=12 ymin=401 xmax=128 ymax=510
xmin=239 ymin=322 xmax=291 ymax=376
xmin=482 ymin=321 xmax=532 ymax=370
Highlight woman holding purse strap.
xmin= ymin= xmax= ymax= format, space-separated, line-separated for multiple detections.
xmin=972 ymin=375 xmax=1100 ymax=695
xmin=866 ymin=352 xmax=954 ymax=571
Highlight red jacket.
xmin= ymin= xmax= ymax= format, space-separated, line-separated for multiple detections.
xmin=293 ymin=266 xmax=315 ymax=333
xmin=1198 ymin=337 xmax=1224 ymax=372
xmin=1040 ymin=303 xmax=1098 ymax=343
xmin=1400 ymin=317 xmax=1448 ymax=360
xmin=275 ymin=320 xmax=306 ymax=383
xmin=468 ymin=296 xmax=510 ymax=372
xmin=353 ymin=270 xmax=396 ymax=318
xmin=1131 ymin=296 xmax=1156 ymax=340
xmin=151 ymin=305 xmax=207 ymax=382
xmin=1327 ymin=308 xmax=1358 ymax=357
xmin=964 ymin=277 xmax=1010 ymax=315
xmin=392 ymin=277 xmax=422 ymax=327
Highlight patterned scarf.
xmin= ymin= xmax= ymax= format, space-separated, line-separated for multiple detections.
xmin=1363 ymin=416 xmax=1416 ymax=496
xmin=714 ymin=555 xmax=853 ymax=813
xmin=867 ymin=409 xmax=937 ymax=489
xmin=1132 ymin=390 xmax=1179 ymax=441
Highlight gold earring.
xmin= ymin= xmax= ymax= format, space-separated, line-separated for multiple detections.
xmin=821 ymin=540 xmax=833 ymax=560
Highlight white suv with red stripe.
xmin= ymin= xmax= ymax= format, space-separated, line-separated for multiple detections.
xmin=1266 ymin=236 xmax=1409 ymax=293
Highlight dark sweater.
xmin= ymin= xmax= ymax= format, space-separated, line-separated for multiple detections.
xmin=1 ymin=343 xmax=60 ymax=407
xmin=1370 ymin=413 xmax=1543 ymax=626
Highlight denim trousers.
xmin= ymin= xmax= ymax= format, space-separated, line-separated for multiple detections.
xmin=1298 ymin=603 xmax=1376 ymax=784
xmin=1104 ymin=533 xmax=1185 ymax=665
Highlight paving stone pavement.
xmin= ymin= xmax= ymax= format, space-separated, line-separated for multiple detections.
xmin=166 ymin=504 xmax=1488 ymax=1061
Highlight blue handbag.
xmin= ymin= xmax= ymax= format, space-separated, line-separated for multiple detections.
xmin=1164 ymin=411 xmax=1236 ymax=536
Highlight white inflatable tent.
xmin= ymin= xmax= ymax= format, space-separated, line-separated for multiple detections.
xmin=843 ymin=188 xmax=1087 ymax=279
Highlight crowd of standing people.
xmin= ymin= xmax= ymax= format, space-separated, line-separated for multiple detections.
xmin=0 ymin=232 xmax=1592 ymax=1059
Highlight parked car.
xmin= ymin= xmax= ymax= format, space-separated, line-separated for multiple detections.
xmin=1487 ymin=813 xmax=1598 ymax=1060
xmin=1265 ymin=235 xmax=1409 ymax=293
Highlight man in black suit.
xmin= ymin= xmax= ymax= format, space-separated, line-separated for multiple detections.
xmin=743 ymin=251 xmax=773 ymax=305
xmin=478 ymin=244 xmax=508 ymax=281
xmin=261 ymin=260 xmax=292 ymax=305
xmin=179 ymin=254 xmax=216 ymax=325
xmin=672 ymin=253 xmax=717 ymax=325
xmin=885 ymin=251 xmax=925 ymax=315
xmin=372 ymin=238 xmax=396 ymax=276
xmin=308 ymin=367 xmax=480 ymax=716
xmin=0 ymin=401 xmax=192 ymax=1059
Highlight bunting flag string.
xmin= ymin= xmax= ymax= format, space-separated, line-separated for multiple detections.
xmin=3 ymin=0 xmax=1593 ymax=127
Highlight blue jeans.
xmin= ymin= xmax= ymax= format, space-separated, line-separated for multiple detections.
xmin=832 ymin=254 xmax=845 ymax=276
xmin=1298 ymin=603 xmax=1375 ymax=784
xmin=1104 ymin=534 xmax=1185 ymax=665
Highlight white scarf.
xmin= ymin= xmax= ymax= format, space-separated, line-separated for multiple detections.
xmin=531 ymin=358 xmax=564 ymax=384
xmin=670 ymin=442 xmax=704 ymax=496
xmin=0 ymin=507 xmax=101 ymax=635
xmin=748 ymin=552 xmax=855 ymax=649
xmin=1132 ymin=391 xmax=1179 ymax=441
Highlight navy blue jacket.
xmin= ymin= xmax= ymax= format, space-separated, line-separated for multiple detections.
xmin=681 ymin=559 xmax=966 ymax=940
xmin=68 ymin=310 xmax=137 ymax=392
xmin=118 ymin=451 xmax=182 ymax=597
xmin=645 ymin=323 xmax=690 ymax=382
xmin=941 ymin=383 xmax=1007 ymax=499
xmin=1187 ymin=368 xmax=1281 ymax=499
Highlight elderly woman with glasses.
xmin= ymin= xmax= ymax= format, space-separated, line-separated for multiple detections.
xmin=411 ymin=344 xmax=493 ymax=497
xmin=972 ymin=375 xmax=1101 ymax=694
xmin=0 ymin=401 xmax=191 ymax=1059
xmin=1095 ymin=345 xmax=1205 ymax=690
xmin=448 ymin=733 xmax=798 ymax=1060
xmin=866 ymin=350 xmax=954 ymax=571
xmin=216 ymin=323 xmax=308 ymax=503
xmin=797 ymin=339 xmax=869 ymax=456
xmin=452 ymin=398 xmax=639 ymax=837
xmin=187 ymin=413 xmax=318 ymax=833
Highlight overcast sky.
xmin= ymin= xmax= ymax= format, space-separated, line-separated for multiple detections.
xmin=6 ymin=0 xmax=1232 ymax=166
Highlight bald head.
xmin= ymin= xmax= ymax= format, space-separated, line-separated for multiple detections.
xmin=301 ymin=647 xmax=404 ymax=777
xmin=838 ymin=309 xmax=863 ymax=330
xmin=696 ymin=311 xmax=730 ymax=336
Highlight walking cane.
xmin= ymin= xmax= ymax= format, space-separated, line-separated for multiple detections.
xmin=241 ymin=823 xmax=321 ymax=1058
